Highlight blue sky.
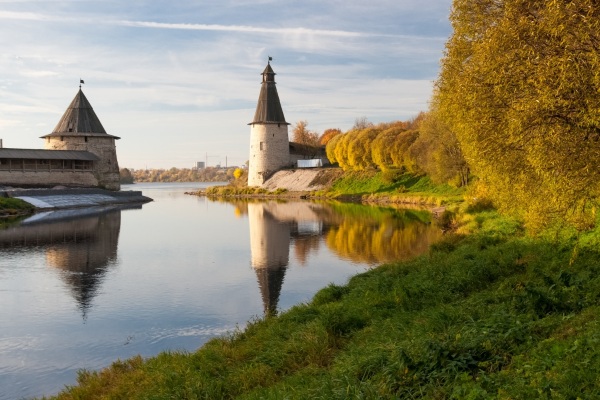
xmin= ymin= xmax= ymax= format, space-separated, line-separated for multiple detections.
xmin=0 ymin=0 xmax=452 ymax=169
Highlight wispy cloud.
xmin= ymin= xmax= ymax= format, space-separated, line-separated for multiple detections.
xmin=0 ymin=10 xmax=446 ymax=41
xmin=115 ymin=20 xmax=446 ymax=41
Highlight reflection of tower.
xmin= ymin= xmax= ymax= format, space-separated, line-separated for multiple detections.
xmin=248 ymin=202 xmax=290 ymax=315
xmin=46 ymin=211 xmax=120 ymax=318
xmin=0 ymin=207 xmax=121 ymax=319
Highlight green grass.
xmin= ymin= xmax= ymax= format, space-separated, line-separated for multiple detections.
xmin=0 ymin=197 xmax=34 ymax=215
xmin=44 ymin=207 xmax=600 ymax=399
xmin=326 ymin=170 xmax=464 ymax=204
xmin=204 ymin=185 xmax=289 ymax=197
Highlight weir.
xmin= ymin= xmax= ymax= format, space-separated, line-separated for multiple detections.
xmin=1 ymin=187 xmax=152 ymax=210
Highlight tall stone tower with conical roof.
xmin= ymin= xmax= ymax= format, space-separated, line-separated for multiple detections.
xmin=41 ymin=88 xmax=121 ymax=190
xmin=248 ymin=61 xmax=291 ymax=187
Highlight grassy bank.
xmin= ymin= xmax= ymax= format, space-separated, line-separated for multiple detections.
xmin=45 ymin=204 xmax=600 ymax=399
xmin=322 ymin=170 xmax=464 ymax=205
xmin=0 ymin=197 xmax=34 ymax=217
xmin=203 ymin=169 xmax=464 ymax=206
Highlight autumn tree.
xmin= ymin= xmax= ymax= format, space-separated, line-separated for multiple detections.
xmin=119 ymin=168 xmax=134 ymax=184
xmin=388 ymin=130 xmax=418 ymax=173
xmin=347 ymin=128 xmax=380 ymax=169
xmin=292 ymin=120 xmax=319 ymax=147
xmin=436 ymin=0 xmax=600 ymax=229
xmin=409 ymin=109 xmax=469 ymax=186
xmin=333 ymin=132 xmax=353 ymax=170
xmin=371 ymin=128 xmax=398 ymax=170
xmin=319 ymin=128 xmax=342 ymax=146
xmin=325 ymin=132 xmax=344 ymax=166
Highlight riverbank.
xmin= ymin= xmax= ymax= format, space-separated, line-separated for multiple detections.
xmin=43 ymin=198 xmax=600 ymax=398
xmin=0 ymin=197 xmax=35 ymax=218
xmin=197 ymin=169 xmax=465 ymax=208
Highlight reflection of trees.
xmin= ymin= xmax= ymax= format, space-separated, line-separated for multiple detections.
xmin=233 ymin=199 xmax=443 ymax=267
xmin=0 ymin=207 xmax=122 ymax=318
xmin=325 ymin=217 xmax=442 ymax=264
xmin=230 ymin=198 xmax=443 ymax=313
xmin=292 ymin=235 xmax=321 ymax=266
xmin=323 ymin=202 xmax=442 ymax=264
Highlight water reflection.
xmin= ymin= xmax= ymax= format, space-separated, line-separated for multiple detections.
xmin=247 ymin=202 xmax=331 ymax=315
xmin=239 ymin=200 xmax=443 ymax=315
xmin=0 ymin=206 xmax=129 ymax=318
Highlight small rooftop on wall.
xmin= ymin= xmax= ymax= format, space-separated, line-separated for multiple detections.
xmin=250 ymin=61 xmax=290 ymax=125
xmin=40 ymin=88 xmax=120 ymax=139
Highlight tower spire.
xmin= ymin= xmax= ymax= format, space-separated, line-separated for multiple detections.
xmin=250 ymin=61 xmax=288 ymax=124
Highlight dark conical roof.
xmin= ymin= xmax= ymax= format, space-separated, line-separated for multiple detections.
xmin=41 ymin=88 xmax=120 ymax=139
xmin=250 ymin=63 xmax=289 ymax=125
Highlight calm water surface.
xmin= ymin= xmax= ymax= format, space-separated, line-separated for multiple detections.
xmin=0 ymin=182 xmax=442 ymax=399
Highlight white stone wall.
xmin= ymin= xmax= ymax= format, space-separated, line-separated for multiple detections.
xmin=0 ymin=170 xmax=98 ymax=188
xmin=248 ymin=123 xmax=291 ymax=187
xmin=45 ymin=136 xmax=120 ymax=190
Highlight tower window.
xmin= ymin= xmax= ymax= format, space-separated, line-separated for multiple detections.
xmin=260 ymin=142 xmax=264 ymax=150
xmin=85 ymin=136 xmax=88 ymax=142
xmin=60 ymin=136 xmax=64 ymax=141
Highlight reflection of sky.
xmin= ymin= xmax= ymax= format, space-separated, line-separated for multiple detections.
xmin=0 ymin=182 xmax=424 ymax=400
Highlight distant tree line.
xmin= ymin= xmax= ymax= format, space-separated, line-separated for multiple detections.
xmin=120 ymin=167 xmax=236 ymax=183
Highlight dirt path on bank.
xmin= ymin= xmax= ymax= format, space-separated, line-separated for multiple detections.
xmin=262 ymin=168 xmax=343 ymax=192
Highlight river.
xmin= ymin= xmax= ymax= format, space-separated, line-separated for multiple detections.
xmin=0 ymin=182 xmax=442 ymax=399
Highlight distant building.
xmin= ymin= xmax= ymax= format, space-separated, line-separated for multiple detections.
xmin=247 ymin=62 xmax=329 ymax=187
xmin=0 ymin=88 xmax=121 ymax=190
xmin=196 ymin=161 xmax=205 ymax=169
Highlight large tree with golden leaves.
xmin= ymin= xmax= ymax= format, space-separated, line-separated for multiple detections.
xmin=437 ymin=0 xmax=600 ymax=229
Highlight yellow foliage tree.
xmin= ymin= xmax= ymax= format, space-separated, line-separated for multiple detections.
xmin=347 ymin=128 xmax=380 ymax=170
xmin=436 ymin=0 xmax=600 ymax=229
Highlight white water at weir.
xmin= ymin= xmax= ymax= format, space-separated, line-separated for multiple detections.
xmin=0 ymin=182 xmax=441 ymax=400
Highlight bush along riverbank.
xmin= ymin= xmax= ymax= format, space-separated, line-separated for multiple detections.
xmin=44 ymin=201 xmax=600 ymax=399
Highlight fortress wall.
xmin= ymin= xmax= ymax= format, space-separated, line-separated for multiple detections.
xmin=45 ymin=136 xmax=120 ymax=190
xmin=0 ymin=170 xmax=98 ymax=188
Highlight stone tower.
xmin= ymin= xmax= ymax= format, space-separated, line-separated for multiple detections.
xmin=41 ymin=88 xmax=121 ymax=190
xmin=248 ymin=61 xmax=290 ymax=187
